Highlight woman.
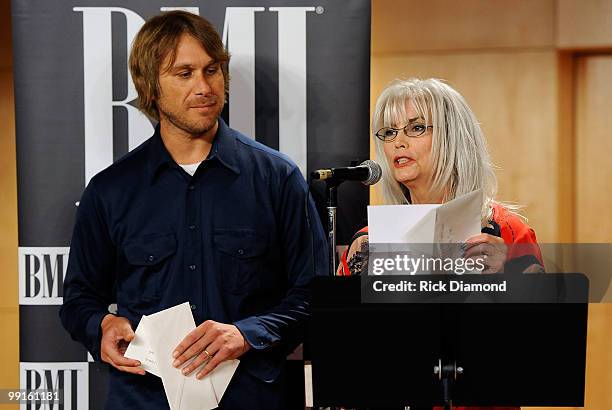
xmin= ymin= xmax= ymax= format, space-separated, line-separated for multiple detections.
xmin=338 ymin=78 xmax=543 ymax=276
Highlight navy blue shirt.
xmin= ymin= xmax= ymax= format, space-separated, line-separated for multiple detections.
xmin=60 ymin=119 xmax=327 ymax=409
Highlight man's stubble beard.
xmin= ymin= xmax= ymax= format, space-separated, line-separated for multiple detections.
xmin=158 ymin=99 xmax=224 ymax=138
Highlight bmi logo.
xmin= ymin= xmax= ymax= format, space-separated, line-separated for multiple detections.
xmin=73 ymin=5 xmax=316 ymax=183
xmin=19 ymin=247 xmax=69 ymax=305
xmin=20 ymin=362 xmax=88 ymax=410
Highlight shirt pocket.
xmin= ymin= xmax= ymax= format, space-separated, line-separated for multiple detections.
xmin=121 ymin=232 xmax=177 ymax=303
xmin=213 ymin=229 xmax=268 ymax=295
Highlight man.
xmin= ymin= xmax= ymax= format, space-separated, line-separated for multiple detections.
xmin=60 ymin=10 xmax=327 ymax=409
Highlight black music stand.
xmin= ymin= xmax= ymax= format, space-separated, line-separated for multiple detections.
xmin=308 ymin=275 xmax=589 ymax=409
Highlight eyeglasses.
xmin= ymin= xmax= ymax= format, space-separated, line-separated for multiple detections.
xmin=375 ymin=123 xmax=433 ymax=142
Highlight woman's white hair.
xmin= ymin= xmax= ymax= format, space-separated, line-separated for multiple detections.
xmin=372 ymin=78 xmax=498 ymax=225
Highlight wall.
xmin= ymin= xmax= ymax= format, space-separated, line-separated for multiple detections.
xmin=0 ymin=0 xmax=20 ymax=407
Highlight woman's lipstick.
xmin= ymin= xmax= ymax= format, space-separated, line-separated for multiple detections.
xmin=393 ymin=156 xmax=415 ymax=168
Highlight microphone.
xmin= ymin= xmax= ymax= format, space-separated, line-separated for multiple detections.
xmin=311 ymin=160 xmax=382 ymax=186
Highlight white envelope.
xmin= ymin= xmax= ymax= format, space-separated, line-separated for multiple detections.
xmin=124 ymin=302 xmax=239 ymax=409
xmin=124 ymin=315 xmax=160 ymax=377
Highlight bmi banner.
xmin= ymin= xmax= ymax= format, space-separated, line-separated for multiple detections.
xmin=12 ymin=1 xmax=370 ymax=408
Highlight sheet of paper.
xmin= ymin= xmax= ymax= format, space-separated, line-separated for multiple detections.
xmin=368 ymin=190 xmax=482 ymax=244
xmin=403 ymin=207 xmax=437 ymax=243
xmin=433 ymin=189 xmax=482 ymax=243
xmin=368 ymin=204 xmax=438 ymax=243
xmin=124 ymin=302 xmax=239 ymax=409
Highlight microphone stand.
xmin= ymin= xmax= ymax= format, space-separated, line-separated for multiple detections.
xmin=325 ymin=178 xmax=342 ymax=276
xmin=313 ymin=161 xmax=380 ymax=277
xmin=311 ymin=162 xmax=380 ymax=410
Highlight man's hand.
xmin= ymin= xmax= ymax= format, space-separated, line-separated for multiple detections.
xmin=463 ymin=233 xmax=507 ymax=273
xmin=100 ymin=314 xmax=144 ymax=375
xmin=172 ymin=320 xmax=251 ymax=379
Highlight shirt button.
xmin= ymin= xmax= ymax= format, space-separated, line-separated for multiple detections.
xmin=237 ymin=249 xmax=244 ymax=255
xmin=190 ymin=304 xmax=196 ymax=310
xmin=147 ymin=255 xmax=155 ymax=262
xmin=189 ymin=224 xmax=196 ymax=230
xmin=189 ymin=264 xmax=196 ymax=271
xmin=188 ymin=185 xmax=195 ymax=191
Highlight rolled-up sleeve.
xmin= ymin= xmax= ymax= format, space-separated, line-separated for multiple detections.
xmin=59 ymin=180 xmax=116 ymax=361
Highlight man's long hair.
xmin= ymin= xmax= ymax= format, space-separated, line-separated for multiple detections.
xmin=129 ymin=10 xmax=230 ymax=121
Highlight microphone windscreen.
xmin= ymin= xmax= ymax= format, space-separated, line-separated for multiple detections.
xmin=360 ymin=160 xmax=382 ymax=186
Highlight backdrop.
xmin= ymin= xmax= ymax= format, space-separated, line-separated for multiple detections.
xmin=12 ymin=1 xmax=370 ymax=408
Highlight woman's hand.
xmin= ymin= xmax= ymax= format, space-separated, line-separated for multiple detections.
xmin=463 ymin=233 xmax=507 ymax=273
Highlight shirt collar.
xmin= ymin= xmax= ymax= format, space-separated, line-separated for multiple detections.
xmin=147 ymin=117 xmax=240 ymax=184
xmin=207 ymin=117 xmax=240 ymax=175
